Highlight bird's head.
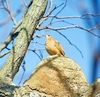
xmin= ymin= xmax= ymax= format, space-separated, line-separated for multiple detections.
xmin=43 ymin=34 xmax=52 ymax=39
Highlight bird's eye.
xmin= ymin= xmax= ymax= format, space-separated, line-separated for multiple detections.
xmin=48 ymin=35 xmax=50 ymax=36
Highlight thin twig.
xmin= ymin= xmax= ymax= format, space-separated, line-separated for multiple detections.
xmin=81 ymin=13 xmax=100 ymax=17
xmin=5 ymin=0 xmax=17 ymax=25
xmin=37 ymin=0 xmax=53 ymax=28
xmin=56 ymin=30 xmax=83 ymax=58
xmin=34 ymin=51 xmax=42 ymax=60
xmin=48 ymin=15 xmax=91 ymax=19
xmin=0 ymin=20 xmax=22 ymax=52
xmin=0 ymin=4 xmax=23 ymax=26
xmin=28 ymin=49 xmax=44 ymax=60
xmin=28 ymin=48 xmax=45 ymax=51
xmin=32 ymin=33 xmax=45 ymax=39
xmin=22 ymin=0 xmax=27 ymax=7
xmin=47 ymin=0 xmax=53 ymax=16
xmin=31 ymin=42 xmax=45 ymax=45
xmin=0 ymin=50 xmax=10 ymax=58
xmin=38 ymin=50 xmax=43 ymax=60
xmin=23 ymin=0 xmax=33 ymax=16
xmin=43 ymin=13 xmax=100 ymax=19
xmin=18 ymin=60 xmax=26 ymax=85
xmin=49 ymin=0 xmax=67 ymax=24
xmin=37 ymin=0 xmax=66 ymax=28
xmin=89 ymin=24 xmax=100 ymax=31
xmin=49 ymin=20 xmax=76 ymax=25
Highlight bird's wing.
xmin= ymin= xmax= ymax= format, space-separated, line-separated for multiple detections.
xmin=55 ymin=40 xmax=65 ymax=56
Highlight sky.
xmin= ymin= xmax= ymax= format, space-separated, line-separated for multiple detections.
xmin=0 ymin=0 xmax=100 ymax=85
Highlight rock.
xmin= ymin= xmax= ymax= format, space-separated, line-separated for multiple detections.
xmin=24 ymin=55 xmax=92 ymax=97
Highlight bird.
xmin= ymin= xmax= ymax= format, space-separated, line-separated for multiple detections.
xmin=43 ymin=34 xmax=65 ymax=56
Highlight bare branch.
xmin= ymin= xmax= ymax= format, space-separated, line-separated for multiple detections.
xmin=44 ymin=13 xmax=100 ymax=19
xmin=48 ymin=15 xmax=91 ymax=19
xmin=37 ymin=25 xmax=100 ymax=38
xmin=18 ymin=60 xmax=26 ymax=85
xmin=31 ymin=42 xmax=45 ymax=45
xmin=37 ymin=0 xmax=66 ymax=28
xmin=47 ymin=0 xmax=53 ymax=16
xmin=28 ymin=48 xmax=45 ymax=51
xmin=28 ymin=49 xmax=45 ymax=60
xmin=0 ymin=20 xmax=22 ymax=52
xmin=56 ymin=30 xmax=83 ymax=58
xmin=32 ymin=33 xmax=45 ymax=39
xmin=49 ymin=20 xmax=76 ymax=25
xmin=0 ymin=4 xmax=23 ymax=26
xmin=34 ymin=51 xmax=43 ymax=60
xmin=5 ymin=0 xmax=17 ymax=25
xmin=89 ymin=24 xmax=100 ymax=31
xmin=0 ymin=50 xmax=10 ymax=58
xmin=22 ymin=0 xmax=27 ymax=7
xmin=81 ymin=13 xmax=100 ymax=17
xmin=37 ymin=0 xmax=53 ymax=28
xmin=50 ymin=0 xmax=67 ymax=24
xmin=23 ymin=0 xmax=33 ymax=16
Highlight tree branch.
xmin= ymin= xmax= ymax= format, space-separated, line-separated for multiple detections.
xmin=0 ymin=4 xmax=23 ymax=26
xmin=0 ymin=20 xmax=22 ymax=52
xmin=56 ymin=30 xmax=83 ymax=58
xmin=0 ymin=50 xmax=10 ymax=58
xmin=5 ymin=0 xmax=17 ymax=25
xmin=37 ymin=25 xmax=100 ymax=38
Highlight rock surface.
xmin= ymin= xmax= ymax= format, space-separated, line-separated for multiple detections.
xmin=24 ymin=55 xmax=92 ymax=97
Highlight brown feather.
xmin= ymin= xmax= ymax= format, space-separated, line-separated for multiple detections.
xmin=45 ymin=34 xmax=65 ymax=56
